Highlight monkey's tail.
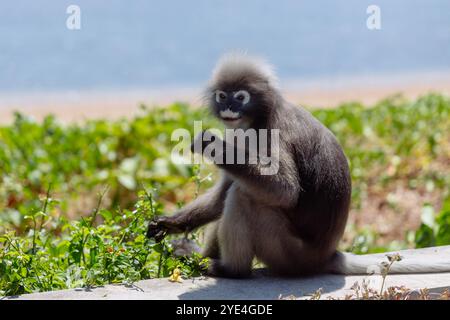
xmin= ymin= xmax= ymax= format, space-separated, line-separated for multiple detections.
xmin=329 ymin=251 xmax=450 ymax=275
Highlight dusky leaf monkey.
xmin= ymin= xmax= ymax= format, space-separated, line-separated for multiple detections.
xmin=147 ymin=53 xmax=450 ymax=277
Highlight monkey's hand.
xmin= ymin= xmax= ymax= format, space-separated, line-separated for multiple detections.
xmin=190 ymin=130 xmax=223 ymax=157
xmin=146 ymin=216 xmax=184 ymax=242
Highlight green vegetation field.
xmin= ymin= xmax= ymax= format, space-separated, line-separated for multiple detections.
xmin=1 ymin=93 xmax=449 ymax=296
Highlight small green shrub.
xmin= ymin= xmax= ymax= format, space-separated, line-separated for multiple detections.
xmin=0 ymin=187 xmax=208 ymax=296
xmin=414 ymin=197 xmax=450 ymax=248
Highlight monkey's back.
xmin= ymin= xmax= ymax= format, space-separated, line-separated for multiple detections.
xmin=279 ymin=103 xmax=351 ymax=254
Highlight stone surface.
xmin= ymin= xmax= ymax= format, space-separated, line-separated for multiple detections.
xmin=7 ymin=246 xmax=450 ymax=300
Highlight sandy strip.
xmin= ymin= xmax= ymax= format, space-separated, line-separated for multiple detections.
xmin=1 ymin=72 xmax=449 ymax=124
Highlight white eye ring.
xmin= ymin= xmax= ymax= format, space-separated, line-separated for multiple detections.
xmin=233 ymin=90 xmax=250 ymax=105
xmin=215 ymin=90 xmax=227 ymax=103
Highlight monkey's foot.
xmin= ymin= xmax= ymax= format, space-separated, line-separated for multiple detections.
xmin=205 ymin=259 xmax=252 ymax=279
xmin=171 ymin=238 xmax=201 ymax=257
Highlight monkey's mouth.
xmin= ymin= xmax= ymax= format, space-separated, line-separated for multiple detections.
xmin=221 ymin=117 xmax=242 ymax=122
xmin=220 ymin=109 xmax=242 ymax=121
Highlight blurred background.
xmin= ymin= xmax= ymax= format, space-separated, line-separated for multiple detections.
xmin=1 ymin=0 xmax=449 ymax=120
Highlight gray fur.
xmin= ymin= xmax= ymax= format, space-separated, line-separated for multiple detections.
xmin=147 ymin=53 xmax=449 ymax=277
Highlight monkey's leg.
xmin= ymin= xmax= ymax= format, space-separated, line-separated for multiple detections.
xmin=253 ymin=208 xmax=328 ymax=276
xmin=202 ymin=221 xmax=220 ymax=259
xmin=208 ymin=184 xmax=255 ymax=278
xmin=147 ymin=176 xmax=232 ymax=241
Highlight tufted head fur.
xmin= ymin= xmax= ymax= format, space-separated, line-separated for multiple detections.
xmin=210 ymin=52 xmax=279 ymax=90
xmin=205 ymin=53 xmax=282 ymax=129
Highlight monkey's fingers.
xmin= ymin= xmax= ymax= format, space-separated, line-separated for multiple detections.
xmin=146 ymin=227 xmax=167 ymax=242
xmin=146 ymin=221 xmax=166 ymax=240
xmin=153 ymin=230 xmax=167 ymax=242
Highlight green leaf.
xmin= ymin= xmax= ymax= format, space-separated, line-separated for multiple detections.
xmin=420 ymin=205 xmax=435 ymax=229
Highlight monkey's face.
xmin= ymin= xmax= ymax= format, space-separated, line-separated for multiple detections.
xmin=211 ymin=88 xmax=255 ymax=128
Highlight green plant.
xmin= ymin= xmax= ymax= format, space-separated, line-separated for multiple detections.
xmin=1 ymin=94 xmax=449 ymax=295
xmin=0 ymin=186 xmax=208 ymax=296
xmin=414 ymin=197 xmax=450 ymax=248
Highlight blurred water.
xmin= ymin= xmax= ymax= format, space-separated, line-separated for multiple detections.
xmin=0 ymin=0 xmax=449 ymax=92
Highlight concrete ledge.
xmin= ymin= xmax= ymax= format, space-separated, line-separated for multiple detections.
xmin=7 ymin=246 xmax=450 ymax=300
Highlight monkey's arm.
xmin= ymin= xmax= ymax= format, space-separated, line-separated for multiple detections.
xmin=147 ymin=176 xmax=232 ymax=241
xmin=220 ymin=154 xmax=299 ymax=208
xmin=197 ymin=132 xmax=300 ymax=208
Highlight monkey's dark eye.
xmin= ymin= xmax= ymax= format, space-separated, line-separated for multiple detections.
xmin=233 ymin=90 xmax=250 ymax=104
xmin=215 ymin=91 xmax=227 ymax=103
